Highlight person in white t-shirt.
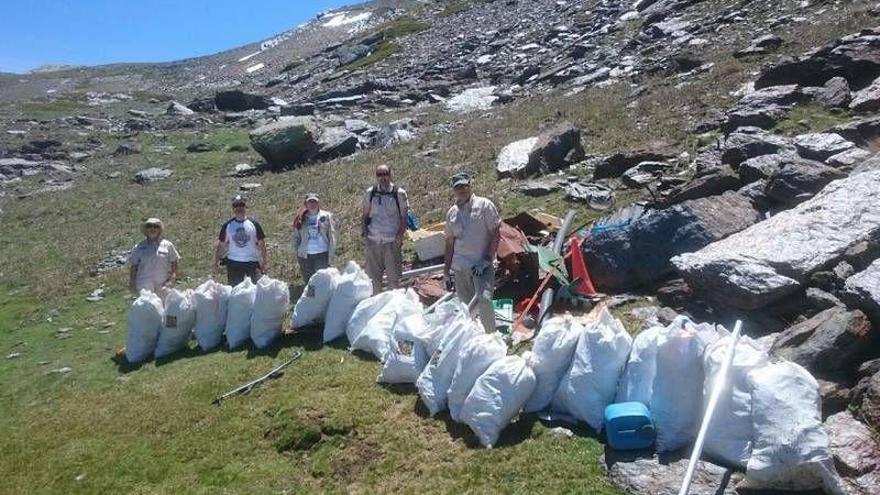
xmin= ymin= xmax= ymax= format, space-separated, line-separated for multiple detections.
xmin=129 ymin=217 xmax=180 ymax=300
xmin=292 ymin=192 xmax=336 ymax=283
xmin=214 ymin=195 xmax=267 ymax=286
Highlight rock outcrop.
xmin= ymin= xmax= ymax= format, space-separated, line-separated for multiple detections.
xmin=672 ymin=171 xmax=880 ymax=309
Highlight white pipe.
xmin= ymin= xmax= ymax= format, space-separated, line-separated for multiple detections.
xmin=678 ymin=320 xmax=743 ymax=495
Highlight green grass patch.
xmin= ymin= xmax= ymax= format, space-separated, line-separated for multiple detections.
xmin=772 ymin=104 xmax=853 ymax=136
xmin=342 ymin=40 xmax=403 ymax=71
xmin=378 ymin=15 xmax=430 ymax=39
xmin=20 ymin=97 xmax=86 ymax=120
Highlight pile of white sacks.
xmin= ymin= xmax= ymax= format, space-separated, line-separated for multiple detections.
xmin=125 ymin=260 xmax=843 ymax=492
xmin=291 ymin=262 xmax=844 ymax=491
xmin=125 ymin=275 xmax=290 ymax=362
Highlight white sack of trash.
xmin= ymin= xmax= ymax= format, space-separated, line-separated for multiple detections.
xmin=250 ymin=275 xmax=290 ymax=349
xmin=155 ymin=288 xmax=196 ymax=359
xmin=126 ymin=289 xmax=165 ymax=363
xmin=290 ymin=267 xmax=340 ymax=329
xmin=192 ymin=280 xmax=231 ymax=351
xmin=226 ymin=277 xmax=257 ymax=349
xmin=323 ymin=261 xmax=372 ymax=343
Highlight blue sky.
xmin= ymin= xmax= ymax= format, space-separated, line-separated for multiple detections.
xmin=0 ymin=0 xmax=354 ymax=73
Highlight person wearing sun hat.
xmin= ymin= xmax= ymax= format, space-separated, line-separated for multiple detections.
xmin=443 ymin=172 xmax=501 ymax=333
xmin=292 ymin=192 xmax=336 ymax=283
xmin=128 ymin=217 xmax=181 ymax=299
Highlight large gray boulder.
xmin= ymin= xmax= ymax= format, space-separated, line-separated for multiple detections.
xmin=755 ymin=27 xmax=880 ymax=90
xmin=765 ymin=159 xmax=847 ymax=205
xmin=817 ymin=77 xmax=852 ymax=108
xmin=720 ymin=127 xmax=794 ymax=167
xmin=496 ymin=137 xmax=539 ymax=177
xmin=527 ymin=123 xmax=585 ymax=176
xmin=496 ymin=124 xmax=584 ymax=178
xmin=850 ymin=76 xmax=880 ymax=112
xmin=315 ymin=127 xmax=359 ymax=161
xmin=249 ymin=117 xmax=321 ymax=169
xmin=842 ymin=259 xmax=880 ymax=323
xmin=851 ymin=371 xmax=880 ymax=430
xmin=593 ymin=146 xmax=676 ymax=179
xmin=825 ymin=411 xmax=880 ymax=495
xmin=672 ymin=171 xmax=880 ymax=309
xmin=603 ymin=451 xmax=737 ymax=495
xmin=215 ymin=90 xmax=271 ymax=111
xmin=794 ymin=133 xmax=857 ymax=162
xmin=661 ymin=166 xmax=741 ymax=204
xmin=584 ymin=192 xmax=762 ymax=291
xmin=771 ymin=306 xmax=874 ymax=374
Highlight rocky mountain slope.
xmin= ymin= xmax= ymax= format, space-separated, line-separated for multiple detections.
xmin=2 ymin=0 xmax=880 ymax=494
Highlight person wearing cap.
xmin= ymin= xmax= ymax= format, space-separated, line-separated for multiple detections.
xmin=292 ymin=193 xmax=336 ymax=283
xmin=214 ymin=195 xmax=267 ymax=286
xmin=129 ymin=218 xmax=180 ymax=299
xmin=443 ymin=173 xmax=501 ymax=333
xmin=362 ymin=164 xmax=409 ymax=294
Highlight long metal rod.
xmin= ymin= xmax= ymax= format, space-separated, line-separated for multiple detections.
xmin=678 ymin=320 xmax=743 ymax=495
xmin=537 ymin=210 xmax=577 ymax=325
xmin=212 ymin=350 xmax=303 ymax=405
xmin=400 ymin=263 xmax=445 ymax=280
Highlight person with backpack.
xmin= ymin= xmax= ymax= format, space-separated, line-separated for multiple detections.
xmin=214 ymin=194 xmax=268 ymax=286
xmin=292 ymin=192 xmax=336 ymax=283
xmin=362 ymin=164 xmax=409 ymax=294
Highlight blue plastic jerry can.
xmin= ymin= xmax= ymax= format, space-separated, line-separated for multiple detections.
xmin=604 ymin=402 xmax=656 ymax=450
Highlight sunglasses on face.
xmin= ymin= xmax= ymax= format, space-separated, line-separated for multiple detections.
xmin=232 ymin=203 xmax=246 ymax=207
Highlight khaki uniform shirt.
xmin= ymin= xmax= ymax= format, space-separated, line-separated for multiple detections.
xmin=129 ymin=239 xmax=180 ymax=292
xmin=445 ymin=195 xmax=501 ymax=271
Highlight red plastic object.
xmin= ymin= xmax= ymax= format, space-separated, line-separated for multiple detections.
xmin=569 ymin=237 xmax=598 ymax=297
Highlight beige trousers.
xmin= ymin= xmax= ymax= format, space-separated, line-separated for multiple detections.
xmin=454 ymin=268 xmax=495 ymax=333
xmin=365 ymin=239 xmax=402 ymax=295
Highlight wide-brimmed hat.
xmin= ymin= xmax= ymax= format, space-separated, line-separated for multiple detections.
xmin=142 ymin=217 xmax=164 ymax=235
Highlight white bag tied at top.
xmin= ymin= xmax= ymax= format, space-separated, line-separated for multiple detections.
xmin=551 ymin=307 xmax=632 ymax=431
xmin=347 ymin=289 xmax=406 ymax=359
xmin=460 ymin=353 xmax=537 ymax=448
xmin=323 ymin=261 xmax=372 ymax=343
xmin=193 ymin=280 xmax=231 ymax=351
xmin=291 ymin=267 xmax=340 ymax=329
xmin=524 ymin=315 xmax=583 ymax=413
xmin=651 ymin=316 xmax=719 ymax=453
xmin=416 ymin=309 xmax=483 ymax=417
xmin=378 ymin=311 xmax=430 ymax=384
xmin=702 ymin=332 xmax=769 ymax=469
xmin=226 ymin=277 xmax=257 ymax=349
xmin=354 ymin=289 xmax=422 ymax=361
xmin=615 ymin=325 xmax=663 ymax=406
xmin=742 ymin=361 xmax=845 ymax=494
xmin=250 ymin=275 xmax=290 ymax=349
xmin=126 ymin=289 xmax=164 ymax=363
xmin=447 ymin=332 xmax=508 ymax=422
xmin=155 ymin=289 xmax=196 ymax=358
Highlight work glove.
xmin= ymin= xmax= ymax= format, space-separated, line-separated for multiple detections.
xmin=471 ymin=260 xmax=491 ymax=278
xmin=443 ymin=271 xmax=454 ymax=292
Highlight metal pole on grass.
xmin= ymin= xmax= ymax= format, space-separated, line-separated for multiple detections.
xmin=677 ymin=320 xmax=743 ymax=495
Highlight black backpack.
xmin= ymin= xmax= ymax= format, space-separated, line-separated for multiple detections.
xmin=369 ymin=185 xmax=401 ymax=215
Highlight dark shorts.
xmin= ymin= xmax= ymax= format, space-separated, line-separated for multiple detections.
xmin=226 ymin=259 xmax=260 ymax=287
xmin=298 ymin=252 xmax=330 ymax=284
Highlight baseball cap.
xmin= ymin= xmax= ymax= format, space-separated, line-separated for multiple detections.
xmin=305 ymin=192 xmax=319 ymax=202
xmin=451 ymin=172 xmax=471 ymax=188
xmin=231 ymin=194 xmax=246 ymax=206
